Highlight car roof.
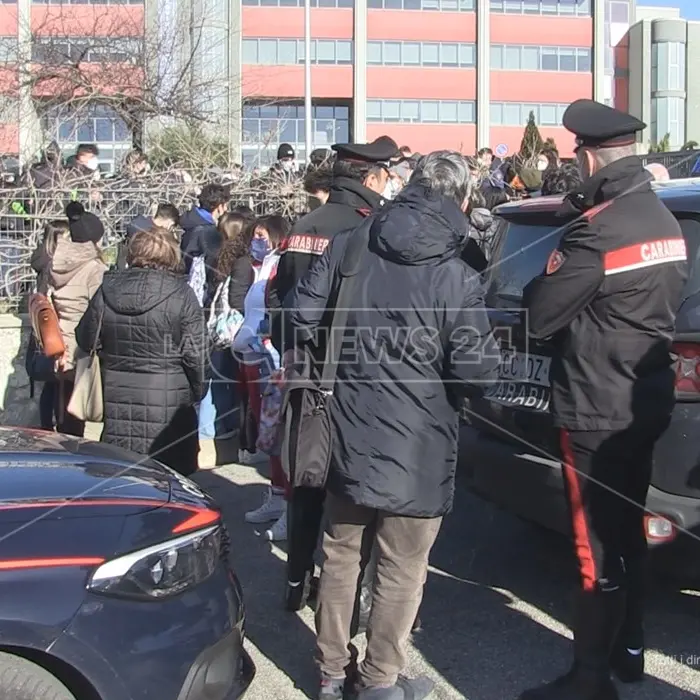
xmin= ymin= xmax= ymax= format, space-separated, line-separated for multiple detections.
xmin=494 ymin=178 xmax=700 ymax=220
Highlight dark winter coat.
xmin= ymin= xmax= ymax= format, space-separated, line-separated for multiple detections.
xmin=76 ymin=268 xmax=207 ymax=476
xmin=288 ymin=183 xmax=500 ymax=517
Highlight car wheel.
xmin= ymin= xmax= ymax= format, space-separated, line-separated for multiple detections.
xmin=0 ymin=652 xmax=77 ymax=700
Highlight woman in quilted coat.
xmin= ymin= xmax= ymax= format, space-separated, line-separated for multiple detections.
xmin=76 ymin=227 xmax=207 ymax=476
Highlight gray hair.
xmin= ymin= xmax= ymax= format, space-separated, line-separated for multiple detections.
xmin=410 ymin=150 xmax=472 ymax=206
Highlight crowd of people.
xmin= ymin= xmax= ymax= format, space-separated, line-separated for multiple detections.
xmin=24 ymin=98 xmax=688 ymax=700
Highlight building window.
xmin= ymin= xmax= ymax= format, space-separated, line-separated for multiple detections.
xmin=490 ymin=0 xmax=590 ymax=15
xmin=43 ymin=104 xmax=133 ymax=174
xmin=31 ymin=37 xmax=142 ymax=64
xmin=653 ymin=41 xmax=685 ymax=93
xmin=490 ymin=101 xmax=570 ymax=126
xmin=367 ymin=0 xmax=475 ymax=9
xmin=0 ymin=36 xmax=17 ymax=63
xmin=367 ymin=99 xmax=475 ymax=123
xmin=490 ymin=44 xmax=592 ymax=72
xmin=33 ymin=0 xmax=144 ymax=3
xmin=652 ymin=96 xmax=685 ymax=150
xmin=241 ymin=102 xmax=350 ymax=167
xmin=367 ymin=41 xmax=476 ymax=67
xmin=242 ymin=0 xmax=353 ymax=6
xmin=242 ymin=38 xmax=353 ymax=65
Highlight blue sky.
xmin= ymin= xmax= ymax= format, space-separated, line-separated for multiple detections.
xmin=638 ymin=0 xmax=700 ymax=20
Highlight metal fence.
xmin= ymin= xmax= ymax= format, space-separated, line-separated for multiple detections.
xmin=0 ymin=173 xmax=311 ymax=312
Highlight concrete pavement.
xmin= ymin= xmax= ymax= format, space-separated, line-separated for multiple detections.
xmin=193 ymin=446 xmax=700 ymax=700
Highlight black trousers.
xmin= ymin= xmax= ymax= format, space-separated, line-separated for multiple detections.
xmin=561 ymin=421 xmax=668 ymax=648
xmin=287 ymin=486 xmax=374 ymax=636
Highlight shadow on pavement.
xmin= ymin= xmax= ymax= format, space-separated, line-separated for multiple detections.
xmin=194 ymin=467 xmax=319 ymax=699
xmin=192 ymin=451 xmax=699 ymax=700
xmin=411 ymin=466 xmax=699 ymax=699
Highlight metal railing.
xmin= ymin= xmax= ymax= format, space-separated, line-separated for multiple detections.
xmin=0 ymin=172 xmax=311 ymax=312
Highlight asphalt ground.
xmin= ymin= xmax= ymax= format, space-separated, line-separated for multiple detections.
xmin=192 ymin=431 xmax=700 ymax=700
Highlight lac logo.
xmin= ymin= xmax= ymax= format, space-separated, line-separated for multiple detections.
xmin=546 ymin=249 xmax=566 ymax=275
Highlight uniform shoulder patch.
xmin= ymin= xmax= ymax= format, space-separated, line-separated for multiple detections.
xmin=546 ymin=249 xmax=566 ymax=275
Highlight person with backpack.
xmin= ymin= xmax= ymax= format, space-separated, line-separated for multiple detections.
xmin=199 ymin=212 xmax=255 ymax=440
xmin=233 ymin=215 xmax=291 ymax=541
xmin=180 ymin=184 xmax=230 ymax=307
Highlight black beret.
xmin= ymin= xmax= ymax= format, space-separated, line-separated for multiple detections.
xmin=332 ymin=136 xmax=399 ymax=164
xmin=563 ymin=99 xmax=646 ymax=149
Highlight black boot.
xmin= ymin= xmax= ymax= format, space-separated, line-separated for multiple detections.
xmin=611 ymin=556 xmax=646 ymax=683
xmin=518 ymin=589 xmax=625 ymax=700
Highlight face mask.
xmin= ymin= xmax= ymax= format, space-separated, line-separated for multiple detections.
xmin=382 ymin=182 xmax=397 ymax=201
xmin=536 ymin=159 xmax=548 ymax=172
xmin=281 ymin=160 xmax=294 ymax=172
xmin=86 ymin=157 xmax=99 ymax=171
xmin=251 ymin=238 xmax=270 ymax=262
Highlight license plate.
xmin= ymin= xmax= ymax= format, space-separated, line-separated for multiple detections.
xmin=499 ymin=350 xmax=551 ymax=387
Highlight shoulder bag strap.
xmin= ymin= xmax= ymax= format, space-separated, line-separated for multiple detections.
xmin=91 ymin=293 xmax=105 ymax=357
xmin=319 ymin=221 xmax=371 ymax=393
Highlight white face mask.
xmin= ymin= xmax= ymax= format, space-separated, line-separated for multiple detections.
xmin=86 ymin=156 xmax=99 ymax=171
xmin=281 ymin=160 xmax=294 ymax=172
xmin=536 ymin=159 xmax=548 ymax=172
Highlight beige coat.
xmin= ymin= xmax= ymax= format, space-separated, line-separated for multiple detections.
xmin=49 ymin=240 xmax=106 ymax=372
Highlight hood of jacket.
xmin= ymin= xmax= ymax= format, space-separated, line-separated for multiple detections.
xmin=469 ymin=207 xmax=493 ymax=232
xmin=180 ymin=207 xmax=211 ymax=233
xmin=369 ymin=183 xmax=466 ymax=266
xmin=50 ymin=239 xmax=102 ymax=289
xmin=100 ymin=268 xmax=187 ymax=316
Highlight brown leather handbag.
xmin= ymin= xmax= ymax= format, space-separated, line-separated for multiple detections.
xmin=28 ymin=293 xmax=65 ymax=359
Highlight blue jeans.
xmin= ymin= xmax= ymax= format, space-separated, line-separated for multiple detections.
xmin=198 ymin=350 xmax=239 ymax=439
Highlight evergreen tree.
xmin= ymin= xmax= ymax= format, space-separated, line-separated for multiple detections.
xmin=519 ymin=111 xmax=545 ymax=162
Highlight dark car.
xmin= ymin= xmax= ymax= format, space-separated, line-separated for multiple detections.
xmin=0 ymin=427 xmax=254 ymax=700
xmin=463 ymin=179 xmax=700 ymax=579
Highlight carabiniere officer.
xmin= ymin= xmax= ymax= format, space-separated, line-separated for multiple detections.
xmin=520 ymin=99 xmax=688 ymax=700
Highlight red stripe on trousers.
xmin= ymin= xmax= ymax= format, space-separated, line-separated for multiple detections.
xmin=560 ymin=429 xmax=597 ymax=592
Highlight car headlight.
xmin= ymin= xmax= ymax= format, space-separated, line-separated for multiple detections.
xmin=87 ymin=526 xmax=221 ymax=601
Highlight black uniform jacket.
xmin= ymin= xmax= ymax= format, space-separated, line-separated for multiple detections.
xmin=269 ymin=176 xmax=383 ymax=351
xmin=523 ymin=156 xmax=688 ymax=431
xmin=287 ymin=183 xmax=500 ymax=517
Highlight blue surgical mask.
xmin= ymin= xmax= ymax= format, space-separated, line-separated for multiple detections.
xmin=251 ymin=238 xmax=270 ymax=262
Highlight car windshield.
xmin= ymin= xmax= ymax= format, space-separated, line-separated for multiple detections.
xmin=488 ymin=215 xmax=700 ymax=310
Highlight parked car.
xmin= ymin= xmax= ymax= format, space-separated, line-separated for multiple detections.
xmin=0 ymin=427 xmax=254 ymax=700
xmin=463 ymin=179 xmax=700 ymax=579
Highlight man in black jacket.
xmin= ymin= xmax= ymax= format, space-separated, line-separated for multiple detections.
xmin=270 ymin=135 xmax=399 ymax=346
xmin=269 ymin=136 xmax=399 ymax=615
xmin=288 ymin=151 xmax=500 ymax=700
xmin=520 ymin=100 xmax=688 ymax=700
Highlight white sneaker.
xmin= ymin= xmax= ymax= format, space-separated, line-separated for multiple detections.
xmin=244 ymin=487 xmax=285 ymax=524
xmin=265 ymin=507 xmax=288 ymax=542
xmin=238 ymin=449 xmax=268 ymax=465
